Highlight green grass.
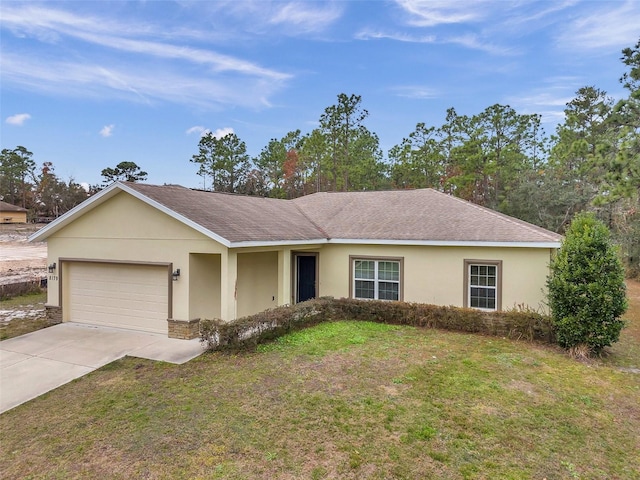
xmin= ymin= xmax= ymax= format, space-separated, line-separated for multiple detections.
xmin=0 ymin=290 xmax=46 ymax=309
xmin=1 ymin=284 xmax=639 ymax=479
xmin=601 ymin=279 xmax=640 ymax=369
xmin=0 ymin=291 xmax=48 ymax=340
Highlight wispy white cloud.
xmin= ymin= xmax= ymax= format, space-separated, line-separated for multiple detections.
xmin=508 ymin=89 xmax=573 ymax=118
xmin=395 ymin=0 xmax=490 ymax=27
xmin=355 ymin=29 xmax=435 ymax=43
xmin=396 ymin=0 xmax=505 ymax=27
xmin=503 ymin=0 xmax=578 ymax=27
xmin=1 ymin=3 xmax=234 ymax=44
xmin=1 ymin=52 xmax=281 ymax=109
xmin=0 ymin=3 xmax=291 ymax=108
xmin=386 ymin=1 xmax=638 ymax=57
xmin=70 ymin=32 xmax=290 ymax=81
xmin=5 ymin=113 xmax=31 ymax=125
xmin=99 ymin=124 xmax=114 ymax=137
xmin=557 ymin=1 xmax=640 ymax=50
xmin=209 ymin=127 xmax=235 ymax=139
xmin=356 ymin=29 xmax=514 ymax=55
xmin=512 ymin=92 xmax=573 ymax=109
xmin=198 ymin=0 xmax=343 ymax=35
xmin=447 ymin=34 xmax=518 ymax=56
xmin=2 ymin=4 xmax=289 ymax=80
xmin=186 ymin=126 xmax=235 ymax=139
xmin=506 ymin=82 xmax=578 ymax=129
xmin=391 ymin=85 xmax=439 ymax=99
xmin=394 ymin=0 xmax=578 ymax=35
xmin=268 ymin=2 xmax=343 ymax=33
xmin=359 ymin=2 xmax=517 ymax=55
xmin=186 ymin=126 xmax=207 ymax=136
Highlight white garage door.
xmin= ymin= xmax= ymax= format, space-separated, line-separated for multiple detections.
xmin=67 ymin=262 xmax=169 ymax=334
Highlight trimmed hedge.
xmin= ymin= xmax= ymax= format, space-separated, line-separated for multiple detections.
xmin=200 ymin=298 xmax=555 ymax=351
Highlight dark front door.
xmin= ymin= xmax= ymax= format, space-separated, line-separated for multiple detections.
xmin=296 ymin=255 xmax=316 ymax=303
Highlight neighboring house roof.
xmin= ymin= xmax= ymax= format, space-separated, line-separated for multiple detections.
xmin=0 ymin=201 xmax=28 ymax=212
xmin=30 ymin=182 xmax=562 ymax=248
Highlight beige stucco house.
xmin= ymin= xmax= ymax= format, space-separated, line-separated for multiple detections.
xmin=30 ymin=182 xmax=562 ymax=339
xmin=1 ymin=201 xmax=28 ymax=224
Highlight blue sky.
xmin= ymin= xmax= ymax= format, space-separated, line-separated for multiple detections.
xmin=2 ymin=1 xmax=639 ymax=189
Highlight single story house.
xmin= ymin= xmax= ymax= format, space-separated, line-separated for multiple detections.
xmin=30 ymin=182 xmax=562 ymax=339
xmin=1 ymin=201 xmax=28 ymax=224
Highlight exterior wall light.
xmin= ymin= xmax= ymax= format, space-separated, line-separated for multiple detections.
xmin=172 ymin=268 xmax=181 ymax=281
xmin=48 ymin=262 xmax=57 ymax=273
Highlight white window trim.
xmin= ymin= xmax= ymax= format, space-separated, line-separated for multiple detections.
xmin=464 ymin=260 xmax=502 ymax=311
xmin=350 ymin=256 xmax=403 ymax=301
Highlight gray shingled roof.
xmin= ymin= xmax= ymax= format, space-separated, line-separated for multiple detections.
xmin=0 ymin=201 xmax=28 ymax=212
xmin=125 ymin=183 xmax=325 ymax=242
xmin=125 ymin=183 xmax=561 ymax=245
xmin=293 ymin=189 xmax=562 ymax=243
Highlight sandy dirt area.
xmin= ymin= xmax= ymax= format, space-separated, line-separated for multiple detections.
xmin=0 ymin=224 xmax=48 ymax=285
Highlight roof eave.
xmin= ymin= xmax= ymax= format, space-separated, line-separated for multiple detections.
xmin=325 ymin=238 xmax=561 ymax=248
xmin=230 ymin=238 xmax=328 ymax=248
xmin=229 ymin=238 xmax=561 ymax=249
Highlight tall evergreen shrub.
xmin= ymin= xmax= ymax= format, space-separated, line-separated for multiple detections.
xmin=547 ymin=213 xmax=627 ymax=354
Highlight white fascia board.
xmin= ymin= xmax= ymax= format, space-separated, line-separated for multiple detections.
xmin=326 ymin=238 xmax=561 ymax=249
xmin=230 ymin=238 xmax=328 ymax=248
xmin=229 ymin=238 xmax=560 ymax=249
xmin=116 ymin=183 xmax=231 ymax=248
xmin=28 ymin=182 xmax=124 ymax=242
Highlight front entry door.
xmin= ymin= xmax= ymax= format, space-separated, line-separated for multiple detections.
xmin=296 ymin=254 xmax=317 ymax=303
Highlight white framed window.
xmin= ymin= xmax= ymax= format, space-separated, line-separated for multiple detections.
xmin=351 ymin=257 xmax=402 ymax=301
xmin=464 ymin=260 xmax=502 ymax=311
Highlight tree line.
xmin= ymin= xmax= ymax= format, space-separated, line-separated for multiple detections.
xmin=0 ymin=147 xmax=88 ymax=221
xmin=189 ymin=39 xmax=639 ymax=276
xmin=2 ymin=39 xmax=638 ymax=276
xmin=0 ymin=149 xmax=149 ymax=221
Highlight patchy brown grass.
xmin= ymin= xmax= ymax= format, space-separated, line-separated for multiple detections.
xmin=0 ymin=316 xmax=50 ymax=340
xmin=2 ymin=306 xmax=640 ymax=479
xmin=0 ymin=291 xmax=48 ymax=340
xmin=624 ymin=280 xmax=640 ymax=342
xmin=1 ymin=283 xmax=638 ymax=479
xmin=601 ymin=279 xmax=640 ymax=369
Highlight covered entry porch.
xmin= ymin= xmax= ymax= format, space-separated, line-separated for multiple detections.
xmin=185 ymin=246 xmax=321 ymax=333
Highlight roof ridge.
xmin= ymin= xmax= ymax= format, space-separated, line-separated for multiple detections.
xmin=435 ymin=190 xmax=560 ymax=241
xmin=293 ymin=200 xmax=331 ymax=240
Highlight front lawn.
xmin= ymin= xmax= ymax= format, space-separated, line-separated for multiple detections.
xmin=1 ymin=283 xmax=639 ymax=479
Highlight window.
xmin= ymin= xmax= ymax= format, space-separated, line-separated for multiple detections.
xmin=464 ymin=260 xmax=502 ymax=311
xmin=352 ymin=257 xmax=402 ymax=301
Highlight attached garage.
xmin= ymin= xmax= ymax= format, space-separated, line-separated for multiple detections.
xmin=63 ymin=261 xmax=171 ymax=334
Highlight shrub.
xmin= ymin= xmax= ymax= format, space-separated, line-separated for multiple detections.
xmin=200 ymin=298 xmax=554 ymax=352
xmin=200 ymin=299 xmax=332 ymax=351
xmin=547 ymin=212 xmax=628 ymax=354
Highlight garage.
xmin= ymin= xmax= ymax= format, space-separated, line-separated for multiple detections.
xmin=65 ymin=262 xmax=170 ymax=334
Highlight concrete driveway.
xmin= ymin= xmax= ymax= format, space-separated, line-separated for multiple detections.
xmin=0 ymin=323 xmax=205 ymax=413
